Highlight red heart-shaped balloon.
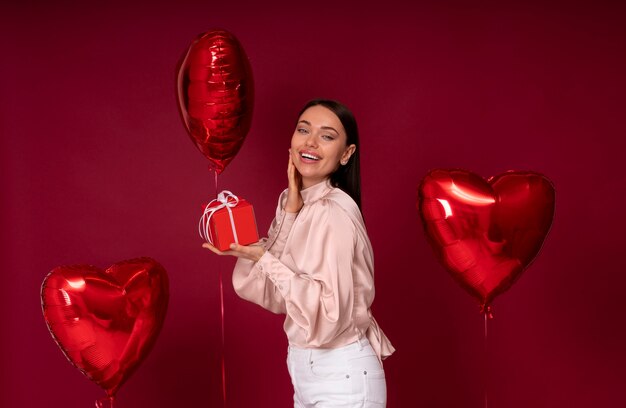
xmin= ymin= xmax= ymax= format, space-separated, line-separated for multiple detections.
xmin=176 ymin=29 xmax=254 ymax=174
xmin=41 ymin=257 xmax=169 ymax=397
xmin=418 ymin=169 xmax=555 ymax=307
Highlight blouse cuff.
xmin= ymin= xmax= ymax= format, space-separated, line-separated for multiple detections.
xmin=254 ymin=251 xmax=294 ymax=297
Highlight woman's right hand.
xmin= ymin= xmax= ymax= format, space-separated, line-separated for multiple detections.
xmin=285 ymin=149 xmax=303 ymax=213
xmin=202 ymin=242 xmax=265 ymax=262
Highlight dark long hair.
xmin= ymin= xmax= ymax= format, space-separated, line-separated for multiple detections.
xmin=297 ymin=99 xmax=362 ymax=211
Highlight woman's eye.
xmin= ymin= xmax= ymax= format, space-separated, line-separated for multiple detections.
xmin=297 ymin=128 xmax=308 ymax=134
xmin=322 ymin=134 xmax=334 ymax=141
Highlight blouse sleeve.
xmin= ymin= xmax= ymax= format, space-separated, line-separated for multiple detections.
xmin=232 ymin=190 xmax=298 ymax=314
xmin=264 ymin=191 xmax=299 ymax=257
xmin=253 ymin=199 xmax=357 ymax=347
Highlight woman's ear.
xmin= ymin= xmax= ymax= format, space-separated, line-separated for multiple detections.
xmin=341 ymin=144 xmax=356 ymax=163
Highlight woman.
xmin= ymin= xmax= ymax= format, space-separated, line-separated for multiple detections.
xmin=203 ymin=99 xmax=394 ymax=407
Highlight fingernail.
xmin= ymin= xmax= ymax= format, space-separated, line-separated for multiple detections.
xmin=229 ymin=243 xmax=236 ymax=249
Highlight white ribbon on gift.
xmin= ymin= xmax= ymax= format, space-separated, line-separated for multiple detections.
xmin=199 ymin=190 xmax=240 ymax=246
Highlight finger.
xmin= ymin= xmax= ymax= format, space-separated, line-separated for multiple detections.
xmin=231 ymin=243 xmax=262 ymax=257
xmin=289 ymin=149 xmax=298 ymax=170
xmin=287 ymin=159 xmax=296 ymax=186
xmin=202 ymin=242 xmax=235 ymax=256
xmin=229 ymin=243 xmax=264 ymax=262
xmin=288 ymin=150 xmax=295 ymax=167
xmin=202 ymin=242 xmax=223 ymax=254
xmin=229 ymin=243 xmax=248 ymax=253
xmin=226 ymin=244 xmax=255 ymax=260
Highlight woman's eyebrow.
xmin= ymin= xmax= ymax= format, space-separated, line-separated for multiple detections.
xmin=298 ymin=120 xmax=339 ymax=135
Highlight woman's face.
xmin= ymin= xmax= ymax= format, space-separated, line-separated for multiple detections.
xmin=290 ymin=105 xmax=356 ymax=188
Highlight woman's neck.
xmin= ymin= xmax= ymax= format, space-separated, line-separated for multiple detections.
xmin=301 ymin=177 xmax=329 ymax=190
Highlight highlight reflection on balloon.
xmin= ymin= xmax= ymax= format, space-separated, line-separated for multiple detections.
xmin=41 ymin=257 xmax=169 ymax=398
xmin=418 ymin=169 xmax=555 ymax=309
xmin=176 ymin=29 xmax=254 ymax=174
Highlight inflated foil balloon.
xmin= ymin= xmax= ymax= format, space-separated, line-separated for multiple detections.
xmin=418 ymin=169 xmax=555 ymax=310
xmin=176 ymin=29 xmax=254 ymax=174
xmin=41 ymin=258 xmax=169 ymax=404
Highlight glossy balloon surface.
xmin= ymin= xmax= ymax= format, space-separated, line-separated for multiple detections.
xmin=418 ymin=169 xmax=555 ymax=306
xmin=41 ymin=257 xmax=169 ymax=396
xmin=176 ymin=29 xmax=254 ymax=174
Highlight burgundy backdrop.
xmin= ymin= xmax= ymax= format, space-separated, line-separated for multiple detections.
xmin=2 ymin=1 xmax=625 ymax=407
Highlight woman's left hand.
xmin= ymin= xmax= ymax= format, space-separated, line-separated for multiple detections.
xmin=202 ymin=241 xmax=265 ymax=262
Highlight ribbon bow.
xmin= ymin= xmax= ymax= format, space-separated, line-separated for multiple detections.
xmin=199 ymin=190 xmax=240 ymax=246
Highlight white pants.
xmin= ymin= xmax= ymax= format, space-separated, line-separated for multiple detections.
xmin=286 ymin=338 xmax=387 ymax=407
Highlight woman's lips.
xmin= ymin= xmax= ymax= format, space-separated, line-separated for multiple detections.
xmin=299 ymin=151 xmax=321 ymax=164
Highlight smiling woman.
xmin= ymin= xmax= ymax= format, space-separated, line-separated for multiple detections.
xmin=291 ymin=103 xmax=357 ymax=191
xmin=203 ymin=99 xmax=394 ymax=407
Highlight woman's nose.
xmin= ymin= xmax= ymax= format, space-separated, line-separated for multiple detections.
xmin=305 ymin=134 xmax=317 ymax=147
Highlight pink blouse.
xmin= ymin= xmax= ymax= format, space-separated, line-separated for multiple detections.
xmin=232 ymin=179 xmax=395 ymax=362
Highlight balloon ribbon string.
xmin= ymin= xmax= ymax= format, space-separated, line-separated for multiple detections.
xmin=214 ymin=169 xmax=219 ymax=198
xmin=220 ymin=268 xmax=227 ymax=407
xmin=480 ymin=304 xmax=493 ymax=408
xmin=211 ymin=167 xmax=225 ymax=405
xmin=484 ymin=306 xmax=490 ymax=408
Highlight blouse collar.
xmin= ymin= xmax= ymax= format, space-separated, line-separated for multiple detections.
xmin=301 ymin=179 xmax=333 ymax=205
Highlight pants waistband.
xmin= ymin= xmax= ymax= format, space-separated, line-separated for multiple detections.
xmin=288 ymin=337 xmax=370 ymax=355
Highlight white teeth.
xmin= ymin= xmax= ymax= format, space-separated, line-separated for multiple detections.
xmin=301 ymin=153 xmax=320 ymax=160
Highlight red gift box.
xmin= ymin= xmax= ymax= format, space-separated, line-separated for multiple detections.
xmin=199 ymin=191 xmax=259 ymax=251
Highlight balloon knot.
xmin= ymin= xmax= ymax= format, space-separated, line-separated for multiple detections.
xmin=95 ymin=395 xmax=114 ymax=408
xmin=480 ymin=304 xmax=494 ymax=319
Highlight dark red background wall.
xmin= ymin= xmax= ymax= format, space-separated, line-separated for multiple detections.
xmin=2 ymin=1 xmax=625 ymax=407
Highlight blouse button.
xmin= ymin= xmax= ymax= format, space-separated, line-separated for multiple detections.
xmin=258 ymin=265 xmax=263 ymax=271
xmin=364 ymin=371 xmax=367 ymax=375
